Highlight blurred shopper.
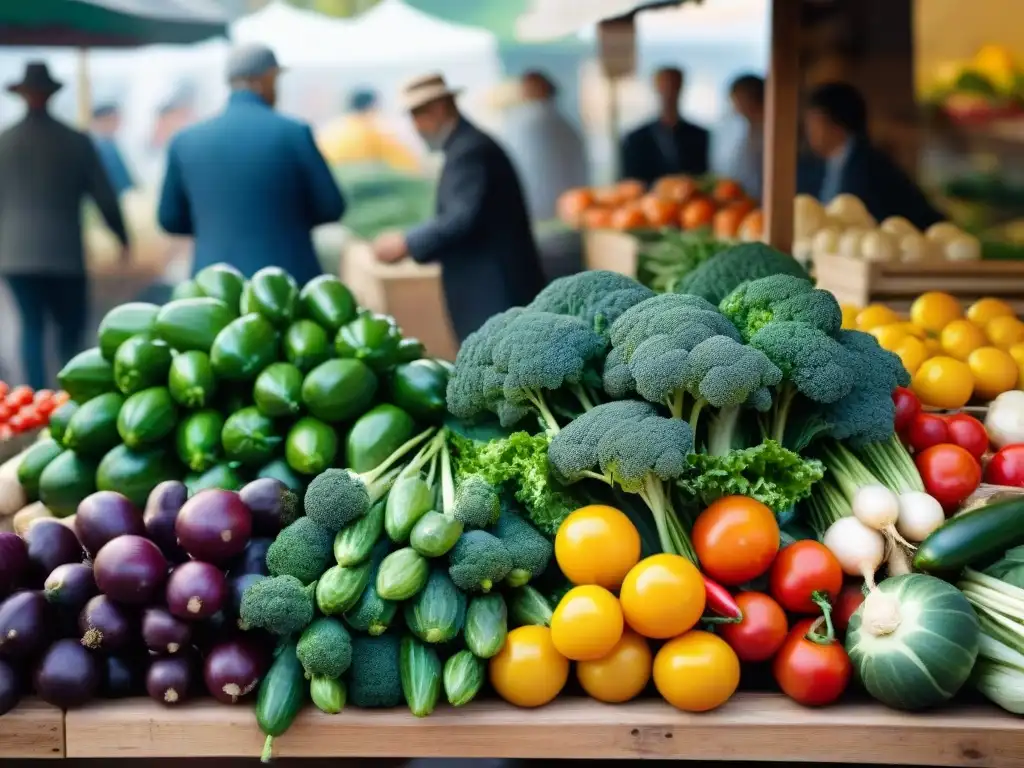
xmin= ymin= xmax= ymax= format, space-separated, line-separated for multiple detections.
xmin=372 ymin=74 xmax=545 ymax=342
xmin=0 ymin=62 xmax=129 ymax=389
xmin=318 ymin=88 xmax=420 ymax=172
xmin=157 ymin=44 xmax=345 ymax=286
xmin=722 ymin=74 xmax=764 ymax=200
xmin=621 ymin=66 xmax=709 ymax=186
xmin=90 ymin=102 xmax=134 ymax=198
xmin=804 ymin=81 xmax=943 ymax=230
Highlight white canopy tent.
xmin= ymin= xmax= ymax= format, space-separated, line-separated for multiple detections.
xmin=230 ymin=2 xmax=353 ymax=68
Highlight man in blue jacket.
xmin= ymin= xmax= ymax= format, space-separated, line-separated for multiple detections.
xmin=157 ymin=44 xmax=345 ymax=286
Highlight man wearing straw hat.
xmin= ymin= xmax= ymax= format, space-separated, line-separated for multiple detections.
xmin=372 ymin=73 xmax=545 ymax=343
xmin=0 ymin=61 xmax=130 ymax=389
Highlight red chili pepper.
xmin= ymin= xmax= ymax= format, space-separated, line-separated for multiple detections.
xmin=703 ymin=575 xmax=743 ymax=620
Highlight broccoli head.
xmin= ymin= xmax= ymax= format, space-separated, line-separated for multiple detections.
xmin=452 ymin=475 xmax=501 ymax=528
xmin=266 ymin=516 xmax=334 ymax=584
xmin=675 ymin=242 xmax=809 ymax=304
xmin=719 ymin=274 xmax=842 ymax=341
xmin=492 ymin=506 xmax=554 ymax=587
xmin=446 ymin=308 xmax=526 ymax=422
xmin=836 ymin=329 xmax=911 ymax=390
xmin=527 ymin=270 xmax=654 ymax=335
xmin=750 ymin=321 xmax=855 ymax=404
xmin=448 ymin=530 xmax=513 ymax=593
xmin=297 ymin=617 xmax=353 ymax=679
xmin=348 ymin=633 xmax=403 ymax=708
xmin=305 ymin=469 xmax=370 ymax=532
xmin=239 ymin=574 xmax=315 ymax=635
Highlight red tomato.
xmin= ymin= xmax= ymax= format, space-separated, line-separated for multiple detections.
xmin=8 ymin=413 xmax=26 ymax=433
xmin=0 ymin=404 xmax=11 ymax=423
xmin=34 ymin=399 xmax=56 ymax=417
xmin=944 ymin=413 xmax=988 ymax=461
xmin=831 ymin=583 xmax=866 ymax=634
xmin=892 ymin=386 xmax=921 ymax=432
xmin=916 ymin=443 xmax=982 ymax=509
xmin=986 ymin=445 xmax=1024 ymax=487
xmin=718 ymin=592 xmax=788 ymax=663
xmin=33 ymin=389 xmax=53 ymax=403
xmin=691 ymin=496 xmax=780 ymax=585
xmin=0 ymin=382 xmax=8 ymax=399
xmin=5 ymin=385 xmax=33 ymax=408
xmin=769 ymin=540 xmax=843 ymax=614
xmin=16 ymin=408 xmax=41 ymax=430
xmin=907 ymin=412 xmax=950 ymax=453
xmin=773 ymin=618 xmax=852 ymax=706
xmin=0 ymin=425 xmax=11 ymax=441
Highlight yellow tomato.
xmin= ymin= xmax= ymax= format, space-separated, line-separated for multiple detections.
xmin=619 ymin=554 xmax=705 ymax=639
xmin=924 ymin=337 xmax=942 ymax=356
xmin=840 ymin=303 xmax=859 ymax=330
xmin=912 ymin=356 xmax=974 ymax=409
xmin=551 ymin=585 xmax=624 ymax=661
xmin=855 ymin=304 xmax=901 ymax=331
xmin=911 ymin=291 xmax=962 ymax=334
xmin=653 ymin=631 xmax=741 ymax=712
xmin=968 ymin=346 xmax=1019 ymax=400
xmin=870 ymin=324 xmax=910 ymax=351
xmin=555 ymin=505 xmax=641 ymax=589
xmin=489 ymin=626 xmax=569 ymax=708
xmin=939 ymin=319 xmax=987 ymax=361
xmin=1010 ymin=343 xmax=1024 ymax=367
xmin=967 ymin=297 xmax=1015 ymax=326
xmin=576 ymin=630 xmax=652 ymax=703
xmin=986 ymin=315 xmax=1024 ymax=350
xmin=892 ymin=336 xmax=927 ymax=375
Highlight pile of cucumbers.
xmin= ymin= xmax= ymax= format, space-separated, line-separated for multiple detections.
xmin=19 ymin=263 xmax=449 ymax=518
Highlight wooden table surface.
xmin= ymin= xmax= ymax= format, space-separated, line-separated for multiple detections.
xmin=0 ymin=700 xmax=64 ymax=759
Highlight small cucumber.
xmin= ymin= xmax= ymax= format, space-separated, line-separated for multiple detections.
xmin=16 ymin=439 xmax=65 ymax=502
xmin=344 ymin=548 xmax=397 ymax=636
xmin=399 ymin=636 xmax=441 ymax=718
xmin=385 ymin=475 xmax=434 ymax=543
xmin=410 ymin=511 xmax=463 ymax=558
xmin=334 ymin=498 xmax=385 ymax=566
xmin=403 ymin=569 xmax=465 ymax=644
xmin=316 ymin=561 xmax=372 ymax=616
xmin=255 ymin=641 xmax=305 ymax=764
xmin=443 ymin=650 xmax=485 ymax=707
xmin=914 ymin=496 xmax=1024 ymax=573
xmin=376 ymin=547 xmax=429 ymax=601
xmin=464 ymin=593 xmax=508 ymax=659
xmin=310 ymin=676 xmax=346 ymax=714
xmin=507 ymin=585 xmax=553 ymax=628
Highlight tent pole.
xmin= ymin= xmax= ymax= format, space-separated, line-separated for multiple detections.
xmin=76 ymin=48 xmax=92 ymax=129
xmin=763 ymin=0 xmax=800 ymax=253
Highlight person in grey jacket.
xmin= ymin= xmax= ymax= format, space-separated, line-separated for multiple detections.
xmin=0 ymin=62 xmax=129 ymax=389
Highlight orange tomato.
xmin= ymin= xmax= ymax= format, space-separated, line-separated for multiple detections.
xmin=712 ymin=178 xmax=745 ymax=203
xmin=639 ymin=194 xmax=680 ymax=228
xmin=610 ymin=205 xmax=647 ymax=231
xmin=985 ymin=315 xmax=1024 ymax=350
xmin=892 ymin=336 xmax=928 ymax=375
xmin=653 ymin=630 xmax=740 ymax=712
xmin=910 ymin=292 xmax=962 ymax=334
xmin=712 ymin=203 xmax=748 ymax=239
xmin=653 ymin=175 xmax=698 ymax=203
xmin=554 ymin=505 xmax=641 ymax=589
xmin=967 ymin=297 xmax=1014 ymax=326
xmin=692 ymin=496 xmax=780 ymax=585
xmin=581 ymin=206 xmax=614 ymax=229
xmin=576 ymin=629 xmax=652 ymax=703
xmin=619 ymin=554 xmax=705 ymax=639
xmin=738 ymin=209 xmax=764 ymax=241
xmin=489 ymin=626 xmax=569 ymax=708
xmin=551 ymin=585 xmax=624 ymax=661
xmin=680 ymin=197 xmax=716 ymax=230
xmin=968 ymin=346 xmax=1019 ymax=400
xmin=940 ymin=319 xmax=986 ymax=361
xmin=53 ymin=391 xmax=71 ymax=407
xmin=912 ymin=356 xmax=974 ymax=409
xmin=557 ymin=187 xmax=595 ymax=225
xmin=592 ymin=185 xmax=622 ymax=206
xmin=615 ymin=179 xmax=646 ymax=202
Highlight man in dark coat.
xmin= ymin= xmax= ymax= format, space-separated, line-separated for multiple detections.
xmin=157 ymin=44 xmax=345 ymax=286
xmin=372 ymin=74 xmax=546 ymax=342
xmin=620 ymin=67 xmax=709 ymax=186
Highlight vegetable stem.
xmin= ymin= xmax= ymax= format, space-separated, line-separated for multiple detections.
xmin=809 ymin=593 xmax=837 ymax=645
xmin=439 ymin=440 xmax=456 ymax=517
xmin=261 ymin=736 xmax=274 ymax=764
xmin=688 ymin=397 xmax=706 ymax=435
xmin=362 ymin=426 xmax=437 ymax=486
xmin=567 ymin=383 xmax=596 ymax=413
xmin=771 ymin=383 xmax=797 ymax=445
xmin=666 ymin=390 xmax=686 ymax=421
xmin=524 ymin=389 xmax=561 ymax=436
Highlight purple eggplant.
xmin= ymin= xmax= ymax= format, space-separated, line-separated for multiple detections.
xmin=203 ymin=638 xmax=268 ymax=704
xmin=165 ymin=561 xmax=226 ymax=621
xmin=93 ymin=535 xmax=168 ymax=605
xmin=175 ymin=489 xmax=252 ymax=564
xmin=43 ymin=562 xmax=98 ymax=616
xmin=0 ymin=658 xmax=20 ymax=716
xmin=0 ymin=532 xmax=29 ymax=598
xmin=141 ymin=608 xmax=192 ymax=655
xmin=239 ymin=478 xmax=298 ymax=537
xmin=0 ymin=591 xmax=50 ymax=660
xmin=143 ymin=480 xmax=188 ymax=562
xmin=100 ymin=653 xmax=146 ymax=699
xmin=229 ymin=537 xmax=271 ymax=577
xmin=35 ymin=639 xmax=100 ymax=709
xmin=146 ymin=655 xmax=194 ymax=706
xmin=75 ymin=491 xmax=144 ymax=558
xmin=24 ymin=520 xmax=82 ymax=583
xmin=79 ymin=595 xmax=135 ymax=652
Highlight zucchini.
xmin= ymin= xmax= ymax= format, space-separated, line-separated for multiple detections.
xmin=175 ymin=410 xmax=225 ymax=472
xmin=399 ymin=636 xmax=442 ymax=718
xmin=443 ymin=650 xmax=485 ymax=707
xmin=168 ymin=351 xmax=217 ymax=409
xmin=194 ymin=263 xmax=245 ymax=312
xmin=96 ymin=445 xmax=181 ymax=506
xmin=389 ymin=360 xmax=449 ymax=422
xmin=376 ymin=547 xmax=429 ymax=601
xmin=301 ymin=359 xmax=377 ymax=423
xmin=222 ymin=407 xmax=280 ymax=466
xmin=117 ymin=387 xmax=178 ymax=449
xmin=464 ymin=593 xmax=508 ymax=659
xmin=345 ymin=404 xmax=415 ymax=474
xmin=309 ymin=676 xmax=345 ymax=714
xmin=284 ymin=417 xmax=338 ymax=476
xmin=46 ymin=400 xmax=79 ymax=446
xmin=240 ymin=267 xmax=299 ymax=328
xmin=113 ymin=334 xmax=172 ymax=396
xmin=316 ymin=561 xmax=372 ymax=616
xmin=384 ymin=475 xmax=434 ymax=544
xmin=344 ymin=548 xmax=397 ymax=636
xmin=97 ymin=302 xmax=160 ymax=361
xmin=210 ymin=314 xmax=280 ymax=381
xmin=507 ymin=585 xmax=554 ymax=628
xmin=253 ymin=362 xmax=303 ymax=418
xmin=57 ymin=348 xmax=114 ymax=403
xmin=914 ymin=497 xmax=1024 ymax=573
xmin=334 ymin=498 xmax=385 ymax=566
xmin=299 ymin=275 xmax=356 ymax=333
xmin=16 ymin=439 xmax=65 ymax=502
xmin=283 ymin=320 xmax=331 ymax=373
xmin=62 ymin=392 xmax=124 ymax=457
xmin=409 ymin=511 xmax=463 ymax=558
xmin=255 ymin=640 xmax=305 ymax=764
xmin=404 ymin=569 xmax=465 ymax=644
xmin=185 ymin=463 xmax=247 ymax=494
xmin=38 ymin=450 xmax=98 ymax=518
xmin=155 ymin=297 xmax=236 ymax=353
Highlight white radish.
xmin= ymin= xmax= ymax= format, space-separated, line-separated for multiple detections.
xmin=896 ymin=492 xmax=945 ymax=543
xmin=851 ymin=483 xmax=915 ymax=549
xmin=822 ymin=516 xmax=886 ymax=589
xmin=886 ymin=541 xmax=913 ymax=576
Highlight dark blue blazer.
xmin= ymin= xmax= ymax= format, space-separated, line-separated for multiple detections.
xmin=158 ymin=91 xmax=345 ymax=286
xmin=407 ymin=119 xmax=545 ymax=342
xmin=620 ymin=119 xmax=709 ymax=186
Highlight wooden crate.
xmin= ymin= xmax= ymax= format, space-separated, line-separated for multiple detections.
xmin=582 ymin=229 xmax=640 ymax=277
xmin=813 ymin=253 xmax=1024 ymax=311
xmin=0 ymin=701 xmax=64 ymax=759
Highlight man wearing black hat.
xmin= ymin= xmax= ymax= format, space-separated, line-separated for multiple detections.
xmin=0 ymin=61 xmax=129 ymax=389
xmin=90 ymin=102 xmax=134 ymax=198
xmin=157 ymin=44 xmax=345 ymax=286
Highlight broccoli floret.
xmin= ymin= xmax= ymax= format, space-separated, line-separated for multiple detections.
xmin=836 ymin=329 xmax=911 ymax=390
xmin=348 ymin=634 xmax=403 ymax=708
xmin=527 ymin=270 xmax=654 ymax=335
xmin=448 ymin=530 xmax=513 ymax=593
xmin=266 ymin=516 xmax=334 ymax=584
xmin=239 ymin=574 xmax=315 ymax=635
xmin=493 ymin=506 xmax=554 ymax=587
xmin=548 ymin=400 xmax=697 ymax=562
xmin=720 ymin=274 xmax=843 ymax=341
xmin=452 ymin=475 xmax=501 ymax=528
xmin=297 ymin=617 xmax=353 ymax=679
xmin=675 ymin=242 xmax=809 ymax=304
xmin=446 ymin=308 xmax=527 ymax=422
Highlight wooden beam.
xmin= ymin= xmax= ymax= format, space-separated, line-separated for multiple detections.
xmin=763 ymin=0 xmax=802 ymax=253
xmin=0 ymin=701 xmax=64 ymax=759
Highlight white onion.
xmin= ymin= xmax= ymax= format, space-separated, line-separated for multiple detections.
xmin=896 ymin=492 xmax=946 ymax=542
xmin=823 ymin=517 xmax=886 ymax=587
xmin=852 ymin=484 xmax=900 ymax=528
xmin=887 ymin=542 xmax=913 ymax=576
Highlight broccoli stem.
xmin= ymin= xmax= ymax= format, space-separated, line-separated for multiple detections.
xmin=364 ymin=465 xmax=403 ymax=504
xmin=706 ymin=405 xmax=742 ymax=457
xmin=688 ymin=397 xmax=707 ymax=435
xmin=771 ymin=383 xmax=798 ymax=445
xmin=638 ymin=475 xmax=698 ymax=564
xmin=567 ymin=383 xmax=596 ymax=412
xmin=666 ymin=390 xmax=686 ymax=421
xmin=523 ymin=389 xmax=561 ymax=436
xmin=425 ymin=449 xmax=439 ymax=488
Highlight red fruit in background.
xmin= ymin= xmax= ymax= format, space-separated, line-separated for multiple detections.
xmin=986 ymin=444 xmax=1024 ymax=488
xmin=6 ymin=386 xmax=33 ymax=408
xmin=907 ymin=412 xmax=950 ymax=453
xmin=892 ymin=387 xmax=921 ymax=432
xmin=832 ymin=584 xmax=867 ymax=633
xmin=916 ymin=443 xmax=982 ymax=509
xmin=945 ymin=413 xmax=989 ymax=461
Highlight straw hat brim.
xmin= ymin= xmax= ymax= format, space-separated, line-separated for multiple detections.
xmin=403 ymin=85 xmax=463 ymax=112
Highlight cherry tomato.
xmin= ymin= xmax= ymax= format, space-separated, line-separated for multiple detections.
xmin=619 ymin=554 xmax=705 ymax=639
xmin=718 ymin=591 xmax=788 ymax=662
xmin=576 ymin=630 xmax=652 ymax=703
xmin=550 ymin=585 xmax=624 ymax=661
xmin=0 ymin=381 xmax=8 ymax=400
xmin=0 ymin=404 xmax=11 ymax=423
xmin=773 ymin=618 xmax=852 ymax=706
xmin=907 ymin=412 xmax=949 ymax=453
xmin=554 ymin=505 xmax=641 ymax=590
xmin=33 ymin=389 xmax=53 ymax=404
xmin=832 ymin=583 xmax=866 ymax=634
xmin=0 ymin=425 xmax=11 ymax=441
xmin=5 ymin=385 xmax=33 ymax=408
xmin=916 ymin=443 xmax=982 ymax=509
xmin=34 ymin=398 xmax=56 ymax=417
xmin=16 ymin=409 xmax=41 ymax=430
xmin=985 ymin=444 xmax=1024 ymax=488
xmin=944 ymin=413 xmax=989 ymax=461
xmin=53 ymin=391 xmax=70 ymax=406
xmin=653 ymin=630 xmax=740 ymax=712
xmin=7 ymin=413 xmax=26 ymax=433
xmin=489 ymin=626 xmax=569 ymax=708
xmin=692 ymin=496 xmax=780 ymax=585
xmin=892 ymin=386 xmax=921 ymax=432
xmin=769 ymin=540 xmax=843 ymax=614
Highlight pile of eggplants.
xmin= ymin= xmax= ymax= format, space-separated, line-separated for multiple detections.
xmin=0 ymin=477 xmax=293 ymax=715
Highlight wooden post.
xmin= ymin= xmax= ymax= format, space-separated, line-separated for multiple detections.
xmin=76 ymin=48 xmax=92 ymax=129
xmin=763 ymin=0 xmax=801 ymax=253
